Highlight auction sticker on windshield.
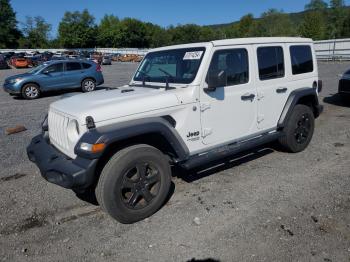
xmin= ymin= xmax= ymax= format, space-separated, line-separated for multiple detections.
xmin=183 ymin=51 xmax=204 ymax=60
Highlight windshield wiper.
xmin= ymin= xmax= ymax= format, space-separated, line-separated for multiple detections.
xmin=158 ymin=68 xmax=174 ymax=90
xmin=135 ymin=69 xmax=150 ymax=86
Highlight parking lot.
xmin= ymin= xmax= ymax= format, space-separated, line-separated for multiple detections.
xmin=0 ymin=62 xmax=349 ymax=262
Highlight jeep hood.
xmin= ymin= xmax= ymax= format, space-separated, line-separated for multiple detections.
xmin=50 ymin=86 xmax=181 ymax=124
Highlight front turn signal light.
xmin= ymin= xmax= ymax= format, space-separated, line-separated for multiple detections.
xmin=80 ymin=143 xmax=105 ymax=153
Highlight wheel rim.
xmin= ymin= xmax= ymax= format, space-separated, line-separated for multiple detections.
xmin=25 ymin=86 xmax=38 ymax=98
xmin=84 ymin=80 xmax=95 ymax=91
xmin=294 ymin=113 xmax=311 ymax=144
xmin=120 ymin=162 xmax=161 ymax=210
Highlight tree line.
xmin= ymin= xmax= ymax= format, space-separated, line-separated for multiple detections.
xmin=1 ymin=0 xmax=350 ymax=49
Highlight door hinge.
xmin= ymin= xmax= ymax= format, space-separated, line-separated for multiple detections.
xmin=202 ymin=128 xmax=213 ymax=138
xmin=257 ymin=92 xmax=264 ymax=101
xmin=257 ymin=115 xmax=264 ymax=124
xmin=200 ymin=103 xmax=211 ymax=112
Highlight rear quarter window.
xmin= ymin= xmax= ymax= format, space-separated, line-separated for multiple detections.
xmin=290 ymin=45 xmax=314 ymax=75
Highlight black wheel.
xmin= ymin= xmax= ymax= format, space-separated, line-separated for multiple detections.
xmin=96 ymin=144 xmax=171 ymax=224
xmin=82 ymin=78 xmax=96 ymax=92
xmin=21 ymin=83 xmax=40 ymax=99
xmin=278 ymin=104 xmax=315 ymax=153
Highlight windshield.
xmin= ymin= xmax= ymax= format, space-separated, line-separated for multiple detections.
xmin=28 ymin=64 xmax=46 ymax=74
xmin=133 ymin=47 xmax=206 ymax=84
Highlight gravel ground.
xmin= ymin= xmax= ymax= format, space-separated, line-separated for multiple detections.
xmin=0 ymin=62 xmax=349 ymax=262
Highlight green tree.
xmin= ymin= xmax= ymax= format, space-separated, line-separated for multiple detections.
xmin=328 ymin=0 xmax=346 ymax=38
xmin=237 ymin=14 xmax=256 ymax=37
xmin=305 ymin=0 xmax=328 ymax=10
xmin=167 ymin=24 xmax=223 ymax=45
xmin=97 ymin=14 xmax=120 ymax=47
xmin=58 ymin=9 xmax=97 ymax=48
xmin=254 ymin=9 xmax=296 ymax=37
xmin=299 ymin=11 xmax=326 ymax=40
xmin=144 ymin=23 xmax=170 ymax=48
xmin=340 ymin=9 xmax=350 ymax=37
xmin=117 ymin=18 xmax=149 ymax=48
xmin=20 ymin=16 xmax=51 ymax=48
xmin=0 ymin=0 xmax=21 ymax=48
xmin=168 ymin=24 xmax=204 ymax=44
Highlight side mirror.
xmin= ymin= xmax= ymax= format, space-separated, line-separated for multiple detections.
xmin=42 ymin=70 xmax=50 ymax=75
xmin=205 ymin=70 xmax=227 ymax=92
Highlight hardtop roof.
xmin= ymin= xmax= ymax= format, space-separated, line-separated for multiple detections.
xmin=150 ymin=37 xmax=313 ymax=52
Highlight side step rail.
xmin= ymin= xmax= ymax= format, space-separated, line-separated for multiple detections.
xmin=181 ymin=131 xmax=282 ymax=169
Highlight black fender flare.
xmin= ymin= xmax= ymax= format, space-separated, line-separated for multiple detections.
xmin=278 ymin=87 xmax=323 ymax=129
xmin=75 ymin=117 xmax=189 ymax=161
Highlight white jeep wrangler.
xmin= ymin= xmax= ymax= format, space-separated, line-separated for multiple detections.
xmin=27 ymin=37 xmax=323 ymax=223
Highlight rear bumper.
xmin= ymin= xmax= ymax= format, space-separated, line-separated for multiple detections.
xmin=27 ymin=134 xmax=98 ymax=190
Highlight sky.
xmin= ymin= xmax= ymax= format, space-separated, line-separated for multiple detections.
xmin=11 ymin=0 xmax=350 ymax=37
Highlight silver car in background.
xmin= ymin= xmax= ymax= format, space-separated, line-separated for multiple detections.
xmin=102 ymin=55 xmax=112 ymax=65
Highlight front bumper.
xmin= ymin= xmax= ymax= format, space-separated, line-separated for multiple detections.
xmin=27 ymin=134 xmax=98 ymax=189
xmin=3 ymin=82 xmax=21 ymax=94
xmin=315 ymin=104 xmax=324 ymax=117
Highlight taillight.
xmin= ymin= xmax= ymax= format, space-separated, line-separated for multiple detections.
xmin=96 ymin=64 xmax=102 ymax=72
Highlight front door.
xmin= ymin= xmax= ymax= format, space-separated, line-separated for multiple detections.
xmin=39 ymin=63 xmax=64 ymax=90
xmin=200 ymin=46 xmax=258 ymax=146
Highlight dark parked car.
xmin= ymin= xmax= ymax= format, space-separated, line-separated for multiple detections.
xmin=3 ymin=60 xmax=104 ymax=99
xmin=338 ymin=69 xmax=350 ymax=102
xmin=0 ymin=55 xmax=9 ymax=69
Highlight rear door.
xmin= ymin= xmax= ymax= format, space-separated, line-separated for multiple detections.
xmin=254 ymin=45 xmax=290 ymax=131
xmin=200 ymin=45 xmax=258 ymax=145
xmin=64 ymin=62 xmax=83 ymax=88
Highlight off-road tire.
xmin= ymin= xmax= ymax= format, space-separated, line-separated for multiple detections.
xmin=278 ymin=104 xmax=315 ymax=153
xmin=81 ymin=78 xmax=96 ymax=92
xmin=96 ymin=144 xmax=171 ymax=224
xmin=21 ymin=83 xmax=40 ymax=99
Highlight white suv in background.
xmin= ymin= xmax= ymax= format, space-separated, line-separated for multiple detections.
xmin=28 ymin=37 xmax=323 ymax=223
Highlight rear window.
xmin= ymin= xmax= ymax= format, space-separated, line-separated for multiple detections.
xmin=82 ymin=63 xmax=92 ymax=69
xmin=66 ymin=62 xmax=82 ymax=71
xmin=257 ymin=46 xmax=285 ymax=80
xmin=290 ymin=45 xmax=314 ymax=75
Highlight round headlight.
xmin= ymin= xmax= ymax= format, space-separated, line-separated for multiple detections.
xmin=67 ymin=119 xmax=80 ymax=143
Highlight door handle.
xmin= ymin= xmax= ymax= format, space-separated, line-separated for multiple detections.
xmin=276 ymin=87 xmax=288 ymax=94
xmin=241 ymin=93 xmax=255 ymax=101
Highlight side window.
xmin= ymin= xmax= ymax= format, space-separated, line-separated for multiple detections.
xmin=66 ymin=62 xmax=82 ymax=71
xmin=82 ymin=63 xmax=92 ymax=69
xmin=45 ymin=63 xmax=63 ymax=73
xmin=290 ymin=45 xmax=313 ymax=75
xmin=208 ymin=48 xmax=249 ymax=86
xmin=257 ymin=46 xmax=284 ymax=80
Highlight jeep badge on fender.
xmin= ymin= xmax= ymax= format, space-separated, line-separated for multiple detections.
xmin=27 ymin=37 xmax=323 ymax=224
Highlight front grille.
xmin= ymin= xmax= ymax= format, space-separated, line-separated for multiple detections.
xmin=48 ymin=109 xmax=71 ymax=154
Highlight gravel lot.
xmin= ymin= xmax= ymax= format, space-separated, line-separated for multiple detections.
xmin=0 ymin=62 xmax=349 ymax=262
